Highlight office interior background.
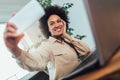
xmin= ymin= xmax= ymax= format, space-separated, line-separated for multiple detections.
xmin=0 ymin=0 xmax=95 ymax=80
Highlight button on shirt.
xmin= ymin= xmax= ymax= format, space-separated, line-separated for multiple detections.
xmin=15 ymin=36 xmax=90 ymax=80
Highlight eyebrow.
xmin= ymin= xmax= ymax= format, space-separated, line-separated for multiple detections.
xmin=49 ymin=18 xmax=61 ymax=22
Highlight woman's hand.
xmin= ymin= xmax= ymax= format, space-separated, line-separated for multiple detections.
xmin=61 ymin=20 xmax=73 ymax=41
xmin=4 ymin=22 xmax=24 ymax=56
xmin=61 ymin=20 xmax=67 ymax=37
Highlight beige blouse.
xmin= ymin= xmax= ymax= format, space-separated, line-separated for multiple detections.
xmin=15 ymin=36 xmax=90 ymax=80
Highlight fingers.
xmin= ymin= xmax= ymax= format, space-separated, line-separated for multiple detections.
xmin=6 ymin=26 xmax=17 ymax=33
xmin=61 ymin=19 xmax=66 ymax=32
xmin=4 ymin=22 xmax=18 ymax=38
xmin=6 ymin=22 xmax=17 ymax=29
xmin=4 ymin=32 xmax=17 ymax=39
xmin=5 ymin=12 xmax=17 ymax=33
xmin=4 ymin=30 xmax=24 ymax=45
xmin=61 ymin=19 xmax=66 ymax=26
xmin=5 ymin=22 xmax=17 ymax=33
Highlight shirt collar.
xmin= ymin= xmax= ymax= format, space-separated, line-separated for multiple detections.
xmin=48 ymin=36 xmax=64 ymax=44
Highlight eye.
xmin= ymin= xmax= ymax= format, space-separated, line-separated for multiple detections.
xmin=57 ymin=19 xmax=62 ymax=23
xmin=49 ymin=22 xmax=54 ymax=26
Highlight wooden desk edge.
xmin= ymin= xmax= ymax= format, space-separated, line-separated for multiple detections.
xmin=73 ymin=49 xmax=120 ymax=80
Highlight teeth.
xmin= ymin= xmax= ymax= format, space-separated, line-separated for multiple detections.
xmin=56 ymin=28 xmax=61 ymax=31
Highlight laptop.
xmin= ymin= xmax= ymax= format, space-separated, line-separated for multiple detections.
xmin=84 ymin=0 xmax=120 ymax=66
xmin=61 ymin=0 xmax=120 ymax=79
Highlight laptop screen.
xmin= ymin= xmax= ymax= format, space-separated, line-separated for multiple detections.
xmin=84 ymin=0 xmax=120 ymax=66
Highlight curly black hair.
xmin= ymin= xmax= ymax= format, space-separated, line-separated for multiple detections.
xmin=39 ymin=5 xmax=69 ymax=38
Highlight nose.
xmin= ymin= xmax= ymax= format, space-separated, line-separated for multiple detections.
xmin=54 ymin=22 xmax=59 ymax=28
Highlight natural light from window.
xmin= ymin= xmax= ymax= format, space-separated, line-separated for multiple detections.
xmin=0 ymin=24 xmax=29 ymax=80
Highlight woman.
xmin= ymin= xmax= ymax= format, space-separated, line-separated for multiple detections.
xmin=4 ymin=5 xmax=90 ymax=80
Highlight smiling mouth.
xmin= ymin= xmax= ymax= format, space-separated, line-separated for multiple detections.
xmin=56 ymin=28 xmax=61 ymax=32
xmin=54 ymin=27 xmax=62 ymax=32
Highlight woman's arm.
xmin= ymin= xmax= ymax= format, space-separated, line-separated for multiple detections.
xmin=62 ymin=20 xmax=90 ymax=55
xmin=4 ymin=22 xmax=54 ymax=71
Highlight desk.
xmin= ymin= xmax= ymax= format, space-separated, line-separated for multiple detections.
xmin=73 ymin=49 xmax=120 ymax=80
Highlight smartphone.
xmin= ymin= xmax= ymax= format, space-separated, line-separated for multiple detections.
xmin=9 ymin=0 xmax=45 ymax=34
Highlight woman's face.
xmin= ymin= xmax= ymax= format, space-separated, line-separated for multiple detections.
xmin=47 ymin=14 xmax=64 ymax=37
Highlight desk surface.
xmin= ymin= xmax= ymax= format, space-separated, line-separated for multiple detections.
xmin=73 ymin=49 xmax=120 ymax=80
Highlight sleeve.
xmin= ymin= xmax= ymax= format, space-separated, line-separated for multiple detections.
xmin=14 ymin=41 xmax=54 ymax=71
xmin=70 ymin=38 xmax=91 ymax=56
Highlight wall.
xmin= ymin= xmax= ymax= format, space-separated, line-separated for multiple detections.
xmin=52 ymin=0 xmax=95 ymax=49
